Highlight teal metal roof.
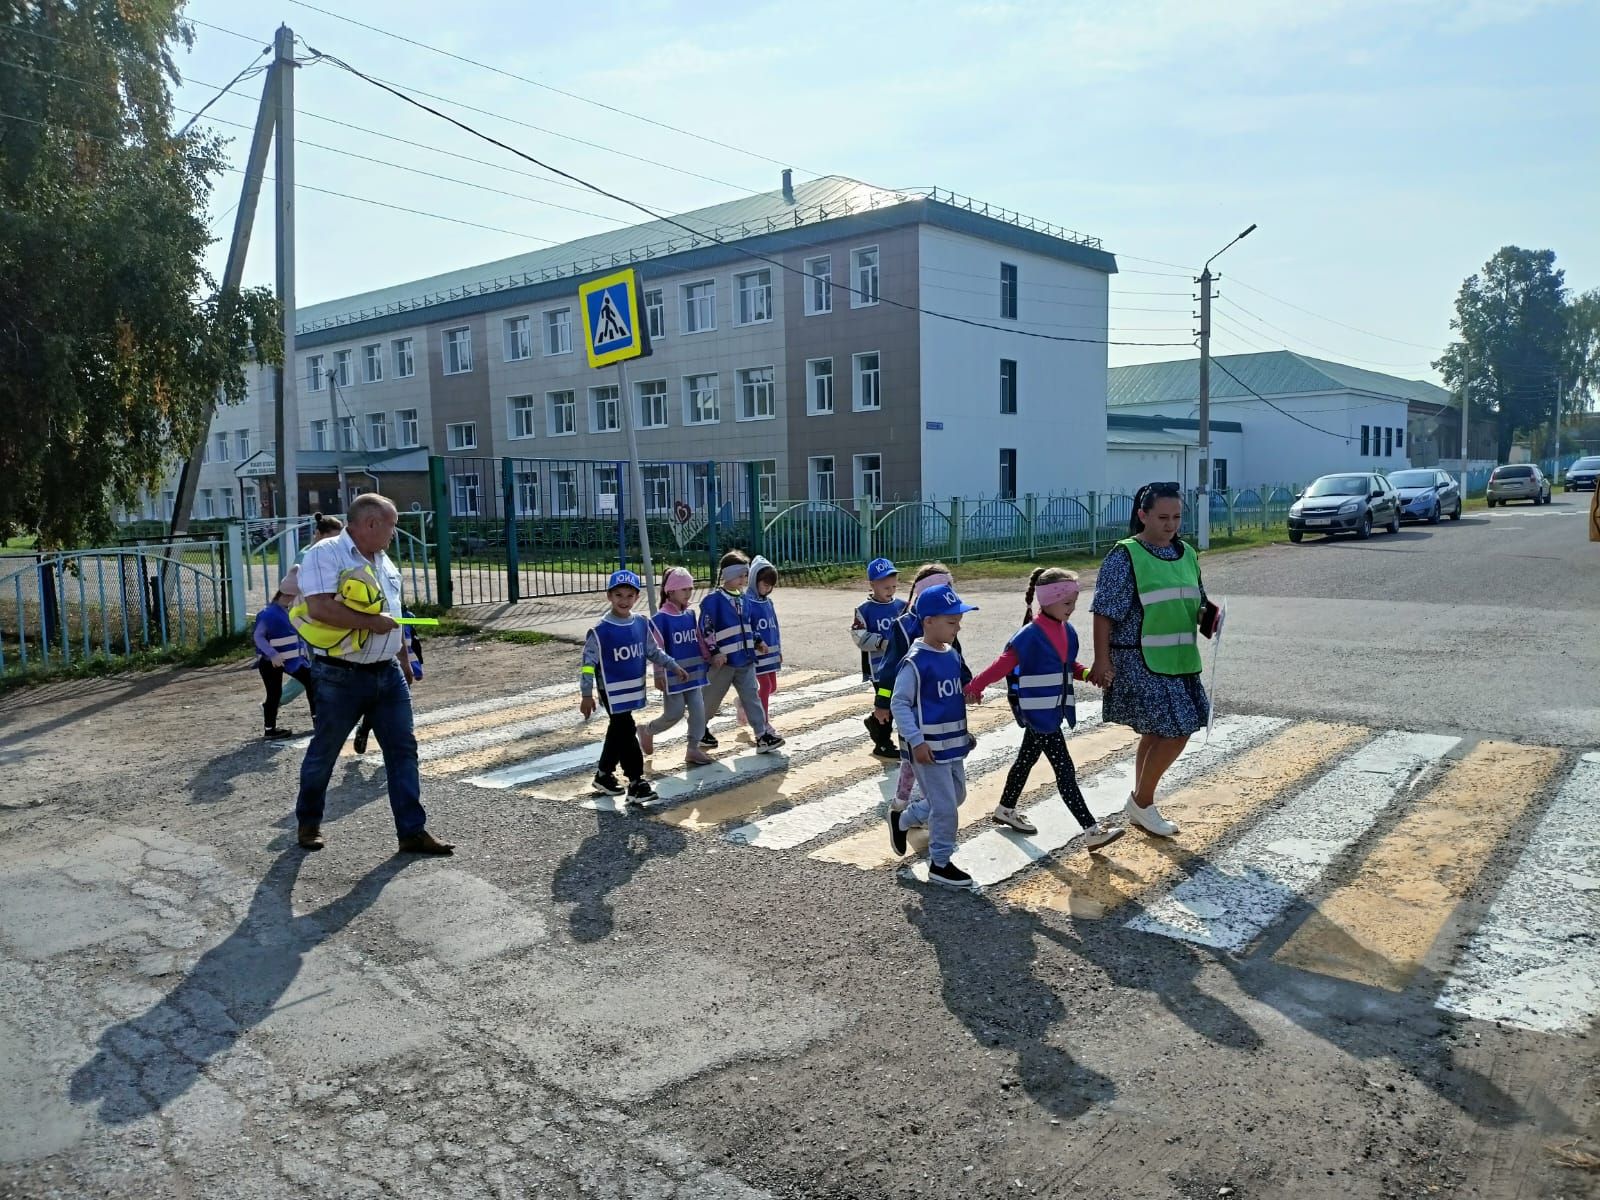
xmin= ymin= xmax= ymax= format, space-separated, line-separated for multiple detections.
xmin=1107 ymin=351 xmax=1450 ymax=409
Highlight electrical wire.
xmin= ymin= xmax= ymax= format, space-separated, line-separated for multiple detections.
xmin=175 ymin=49 xmax=271 ymax=137
xmin=1225 ymin=274 xmax=1448 ymax=351
xmin=184 ymin=16 xmax=274 ymax=46
xmin=1216 ymin=296 xmax=1438 ymax=372
xmin=1211 ymin=358 xmax=1355 ymax=442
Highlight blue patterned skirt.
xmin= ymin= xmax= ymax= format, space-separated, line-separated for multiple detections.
xmin=1101 ymin=647 xmax=1210 ymax=739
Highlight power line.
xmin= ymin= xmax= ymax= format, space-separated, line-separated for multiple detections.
xmin=1226 ymin=274 xmax=1447 ymax=350
xmin=184 ymin=16 xmax=273 ymax=46
xmin=1216 ymin=296 xmax=1438 ymax=372
xmin=1211 ymin=359 xmax=1354 ymax=442
xmin=175 ymin=48 xmax=271 ymax=137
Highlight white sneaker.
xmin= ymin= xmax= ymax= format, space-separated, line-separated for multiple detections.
xmin=1080 ymin=821 xmax=1125 ymax=850
xmin=992 ymin=805 xmax=1037 ymax=835
xmin=1124 ymin=794 xmax=1179 ymax=837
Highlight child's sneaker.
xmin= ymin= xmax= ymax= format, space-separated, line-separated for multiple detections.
xmin=638 ymin=728 xmax=654 ymax=756
xmin=684 ymin=747 xmax=714 ymax=767
xmin=1080 ymin=820 xmax=1125 ymax=851
xmin=626 ymin=779 xmax=657 ymax=807
xmin=886 ymin=806 xmax=908 ymax=857
xmin=264 ymin=727 xmax=294 ymax=741
xmin=353 ymin=728 xmax=370 ymax=754
xmin=591 ymin=772 xmax=625 ymax=797
xmin=992 ymin=805 xmax=1037 ymax=835
xmin=927 ymin=861 xmax=976 ymax=889
xmin=754 ymin=732 xmax=786 ymax=755
xmin=699 ymin=732 xmax=719 ymax=750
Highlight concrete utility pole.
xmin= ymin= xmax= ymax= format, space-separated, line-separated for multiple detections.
xmin=1459 ymin=392 xmax=1470 ymax=500
xmin=1196 ymin=223 xmax=1255 ymax=549
xmin=272 ymin=24 xmax=299 ymax=523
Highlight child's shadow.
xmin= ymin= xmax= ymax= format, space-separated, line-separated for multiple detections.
xmin=551 ymin=809 xmax=688 ymax=943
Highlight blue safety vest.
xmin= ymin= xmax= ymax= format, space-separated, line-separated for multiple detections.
xmin=651 ymin=608 xmax=707 ymax=694
xmin=855 ymin=596 xmax=908 ymax=679
xmin=700 ymin=589 xmax=756 ymax=668
xmin=1006 ymin=621 xmax=1077 ymax=733
xmin=591 ymin=616 xmax=651 ymax=713
xmin=254 ymin=605 xmax=309 ymax=673
xmin=746 ymin=595 xmax=781 ymax=676
xmin=899 ymin=643 xmax=972 ymax=763
xmin=876 ymin=613 xmax=971 ymax=704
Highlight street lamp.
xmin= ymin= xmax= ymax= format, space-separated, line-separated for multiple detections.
xmin=1197 ymin=223 xmax=1257 ymax=549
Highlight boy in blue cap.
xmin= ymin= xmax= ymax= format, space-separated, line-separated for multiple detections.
xmin=887 ymin=583 xmax=981 ymax=888
xmin=580 ymin=569 xmax=686 ymax=804
xmin=851 ymin=557 xmax=906 ymax=760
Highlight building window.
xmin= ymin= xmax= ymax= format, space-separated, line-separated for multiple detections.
xmin=552 ymin=468 xmax=579 ymax=516
xmin=199 ymin=489 xmax=215 ymax=519
xmin=737 ymin=366 xmax=775 ymax=421
xmin=809 ymin=456 xmax=836 ymax=502
xmin=684 ymin=373 xmax=720 ymax=425
xmin=367 ymin=412 xmax=388 ymax=450
xmin=641 ymin=465 xmax=672 ymax=513
xmin=446 ymin=421 xmax=478 ymax=451
xmin=591 ymin=385 xmax=621 ymax=434
xmin=363 ymin=343 xmax=384 ymax=383
xmin=736 ymin=269 xmax=773 ymax=325
xmin=221 ymin=491 xmax=236 ymax=518
xmin=1361 ymin=425 xmax=1371 ymax=456
xmin=333 ymin=349 xmax=354 ymax=388
xmin=1396 ymin=428 xmax=1404 ymax=449
xmin=1384 ymin=427 xmax=1393 ymax=457
xmin=548 ymin=390 xmax=576 ymax=436
xmin=637 ymin=379 xmax=668 ymax=429
xmin=595 ymin=466 xmax=620 ymax=513
xmin=681 ymin=280 xmax=716 ymax=334
xmin=1000 ymin=359 xmax=1018 ymax=414
xmin=854 ymin=453 xmax=883 ymax=505
xmin=998 ymin=448 xmax=1017 ymax=499
xmin=162 ymin=490 xmax=176 ymax=519
xmin=804 ymin=254 xmax=832 ymax=315
xmin=244 ymin=489 xmax=260 ymax=519
xmin=450 ymin=472 xmax=481 ymax=517
xmin=806 ymin=358 xmax=834 ymax=416
xmin=853 ymin=351 xmax=882 ymax=411
xmin=642 ymin=288 xmax=665 ymax=340
xmin=504 ymin=315 xmax=532 ymax=361
xmin=396 ymin=409 xmax=419 ymax=448
xmin=444 ymin=327 xmax=473 ymax=375
xmin=311 ymin=419 xmax=329 ymax=451
xmin=212 ymin=431 xmax=230 ymax=463
xmin=337 ymin=415 xmax=357 ymax=451
xmin=851 ymin=246 xmax=879 ymax=307
xmin=1000 ymin=262 xmax=1018 ymax=320
xmin=307 ymin=354 xmax=325 ymax=391
xmin=753 ymin=459 xmax=778 ymax=509
xmin=508 ymin=395 xmax=537 ymax=440
xmin=514 ymin=470 xmax=540 ymax=517
xmin=393 ymin=337 xmax=415 ymax=379
xmin=543 ymin=308 xmax=572 ymax=356
xmin=236 ymin=429 xmax=250 ymax=461
xmin=1212 ymin=458 xmax=1228 ymax=491
xmin=202 ymin=438 xmax=211 ymax=464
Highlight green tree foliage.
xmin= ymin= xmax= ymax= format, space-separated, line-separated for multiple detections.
xmin=1562 ymin=289 xmax=1600 ymax=424
xmin=0 ymin=1 xmax=280 ymax=548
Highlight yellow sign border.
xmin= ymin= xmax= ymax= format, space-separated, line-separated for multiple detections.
xmin=579 ymin=267 xmax=645 ymax=369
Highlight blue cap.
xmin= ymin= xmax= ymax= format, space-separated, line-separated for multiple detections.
xmin=607 ymin=569 xmax=643 ymax=592
xmin=866 ymin=557 xmax=898 ymax=581
xmin=914 ymin=584 xmax=978 ymax=619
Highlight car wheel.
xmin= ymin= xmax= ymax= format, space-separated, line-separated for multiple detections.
xmin=1288 ymin=529 xmax=1303 ymax=544
xmin=1356 ymin=513 xmax=1372 ymax=540
xmin=1386 ymin=510 xmax=1401 ymax=534
xmin=1450 ymin=500 xmax=1463 ymax=520
xmin=1427 ymin=501 xmax=1442 ymax=525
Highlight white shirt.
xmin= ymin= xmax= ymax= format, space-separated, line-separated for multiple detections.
xmin=296 ymin=530 xmax=404 ymax=664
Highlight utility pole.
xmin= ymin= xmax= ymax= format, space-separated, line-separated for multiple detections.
xmin=1196 ymin=223 xmax=1255 ymax=549
xmin=1459 ymin=391 xmax=1469 ymax=500
xmin=272 ymin=23 xmax=299 ymax=524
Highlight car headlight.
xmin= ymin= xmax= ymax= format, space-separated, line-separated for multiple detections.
xmin=1339 ymin=499 xmax=1360 ymax=514
xmin=1289 ymin=502 xmax=1303 ymax=516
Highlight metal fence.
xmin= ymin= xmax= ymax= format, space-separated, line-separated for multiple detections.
xmin=239 ymin=512 xmax=434 ymax=613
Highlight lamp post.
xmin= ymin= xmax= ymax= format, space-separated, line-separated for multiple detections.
xmin=1197 ymin=223 xmax=1256 ymax=549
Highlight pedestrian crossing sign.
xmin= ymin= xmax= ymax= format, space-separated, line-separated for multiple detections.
xmin=579 ymin=268 xmax=650 ymax=368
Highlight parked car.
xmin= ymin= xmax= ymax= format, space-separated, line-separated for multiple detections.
xmin=1563 ymin=455 xmax=1600 ymax=492
xmin=1486 ymin=464 xmax=1551 ymax=506
xmin=1287 ymin=473 xmax=1402 ymax=542
xmin=1386 ymin=468 xmax=1463 ymax=524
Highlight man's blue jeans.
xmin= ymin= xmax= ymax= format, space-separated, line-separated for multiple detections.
xmin=295 ymin=659 xmax=427 ymax=838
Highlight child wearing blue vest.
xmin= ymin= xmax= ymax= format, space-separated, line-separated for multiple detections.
xmin=745 ymin=555 xmax=783 ymax=723
xmin=887 ymin=583 xmax=981 ymax=889
xmin=354 ymin=614 xmax=424 ymax=755
xmin=642 ymin=566 xmax=715 ymax=768
xmin=699 ymin=550 xmax=785 ymax=755
xmin=851 ymin=557 xmax=906 ymax=760
xmin=966 ymin=567 xmax=1123 ymax=850
xmin=253 ymin=585 xmax=316 ymax=739
xmin=580 ymin=570 xmax=686 ymax=803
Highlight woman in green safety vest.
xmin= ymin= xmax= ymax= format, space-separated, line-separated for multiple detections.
xmin=1087 ymin=482 xmax=1215 ymax=839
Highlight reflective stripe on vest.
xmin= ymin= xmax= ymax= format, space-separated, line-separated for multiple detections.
xmin=1118 ymin=537 xmax=1204 ymax=676
xmin=904 ymin=644 xmax=970 ymax=763
xmin=1005 ymin=621 xmax=1077 ymax=733
xmin=856 ymin=597 xmax=907 ymax=676
xmin=747 ymin=596 xmax=781 ymax=675
xmin=592 ymin=616 xmax=651 ymax=713
xmin=652 ymin=609 xmax=708 ymax=694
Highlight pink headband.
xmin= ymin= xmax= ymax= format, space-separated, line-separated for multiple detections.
xmin=1035 ymin=579 xmax=1079 ymax=607
xmin=663 ymin=567 xmax=694 ymax=592
xmin=910 ymin=572 xmax=951 ymax=601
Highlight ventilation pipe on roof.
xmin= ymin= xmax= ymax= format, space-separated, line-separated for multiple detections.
xmin=782 ymin=168 xmax=794 ymax=203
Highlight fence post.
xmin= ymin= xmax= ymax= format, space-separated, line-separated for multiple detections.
xmin=745 ymin=460 xmax=764 ymax=558
xmin=949 ymin=497 xmax=963 ymax=564
xmin=225 ymin=522 xmax=247 ymax=634
xmin=501 ymin=457 xmax=520 ymax=604
xmin=705 ymin=459 xmax=720 ymax=574
xmin=1088 ymin=492 xmax=1099 ymax=556
xmin=428 ymin=455 xmax=454 ymax=609
xmin=1024 ymin=494 xmax=1037 ymax=558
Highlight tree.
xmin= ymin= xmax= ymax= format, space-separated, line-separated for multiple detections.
xmin=1563 ymin=289 xmax=1600 ymax=419
xmin=0 ymin=1 xmax=280 ymax=548
xmin=1435 ymin=247 xmax=1568 ymax=463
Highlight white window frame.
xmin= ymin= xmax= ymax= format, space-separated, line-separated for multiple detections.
xmin=999 ymin=448 xmax=1018 ymax=500
xmin=363 ymin=342 xmax=384 ymax=383
xmin=221 ymin=490 xmax=236 ymax=518
xmin=212 ymin=431 xmax=230 ymax=463
xmin=854 ymin=453 xmax=884 ymax=505
xmin=366 ymin=412 xmax=388 ymax=450
xmin=446 ymin=421 xmax=478 ymax=451
xmin=736 ymin=269 xmax=773 ymax=326
xmin=504 ymin=315 xmax=532 ymax=362
xmin=310 ymin=419 xmax=329 ymax=452
xmin=507 ymin=394 xmax=537 ymax=441
xmin=1000 ymin=358 xmax=1018 ymax=414
xmin=681 ymin=280 xmax=716 ymax=335
xmin=548 ymin=390 xmax=577 ymax=437
xmin=333 ymin=349 xmax=354 ymax=388
xmin=199 ymin=489 xmax=215 ymax=519
xmin=236 ymin=429 xmax=251 ymax=461
xmin=803 ymin=254 xmax=832 ymax=316
xmin=543 ymin=308 xmax=573 ymax=356
xmin=643 ymin=288 xmax=665 ymax=340
xmin=594 ymin=465 xmax=620 ymax=513
xmin=852 ymin=351 xmax=882 ymax=412
xmin=243 ymin=489 xmax=260 ymax=519
xmin=337 ymin=415 xmax=358 ymax=452
xmin=737 ymin=366 xmax=775 ymax=422
xmin=396 ymin=408 xmax=419 ymax=448
xmin=683 ymin=373 xmax=720 ymax=426
xmin=1000 ymin=262 xmax=1019 ymax=320
xmin=640 ymin=465 xmax=672 ymax=513
xmin=307 ymin=354 xmax=325 ymax=392
xmin=591 ymin=384 xmax=621 ymax=434
xmin=392 ymin=337 xmax=415 ymax=379
xmin=162 ymin=490 xmax=176 ymax=519
xmin=636 ymin=379 xmax=668 ymax=430
xmin=806 ymin=358 xmax=834 ymax=416
xmin=514 ymin=470 xmax=540 ymax=517
xmin=753 ymin=459 xmax=777 ymax=510
xmin=450 ymin=472 xmax=481 ymax=517
xmin=443 ymin=327 xmax=473 ymax=375
xmin=850 ymin=246 xmax=880 ymax=308
xmin=808 ymin=456 xmax=836 ymax=503
xmin=552 ymin=468 xmax=580 ymax=516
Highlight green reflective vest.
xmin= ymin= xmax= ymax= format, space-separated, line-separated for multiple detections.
xmin=1118 ymin=538 xmax=1203 ymax=676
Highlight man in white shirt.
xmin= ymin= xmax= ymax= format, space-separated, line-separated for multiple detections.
xmin=293 ymin=493 xmax=454 ymax=855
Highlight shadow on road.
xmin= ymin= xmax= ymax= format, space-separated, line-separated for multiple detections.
xmin=69 ymin=847 xmax=416 ymax=1124
xmin=551 ymin=807 xmax=688 ymax=944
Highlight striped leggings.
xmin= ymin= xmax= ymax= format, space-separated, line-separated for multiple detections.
xmin=1001 ymin=728 xmax=1094 ymax=828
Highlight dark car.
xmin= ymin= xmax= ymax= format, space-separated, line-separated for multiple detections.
xmin=1386 ymin=468 xmax=1463 ymax=524
xmin=1288 ymin=473 xmax=1402 ymax=542
xmin=1563 ymin=455 xmax=1600 ymax=492
xmin=1486 ymin=464 xmax=1551 ymax=507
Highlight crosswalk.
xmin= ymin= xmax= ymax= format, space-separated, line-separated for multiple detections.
xmin=389 ymin=671 xmax=1597 ymax=1035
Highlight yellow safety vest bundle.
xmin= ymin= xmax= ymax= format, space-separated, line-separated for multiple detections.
xmin=289 ymin=565 xmax=386 ymax=657
xmin=1117 ymin=537 xmax=1205 ymax=676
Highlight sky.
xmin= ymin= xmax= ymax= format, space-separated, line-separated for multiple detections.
xmin=173 ymin=0 xmax=1600 ymax=385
